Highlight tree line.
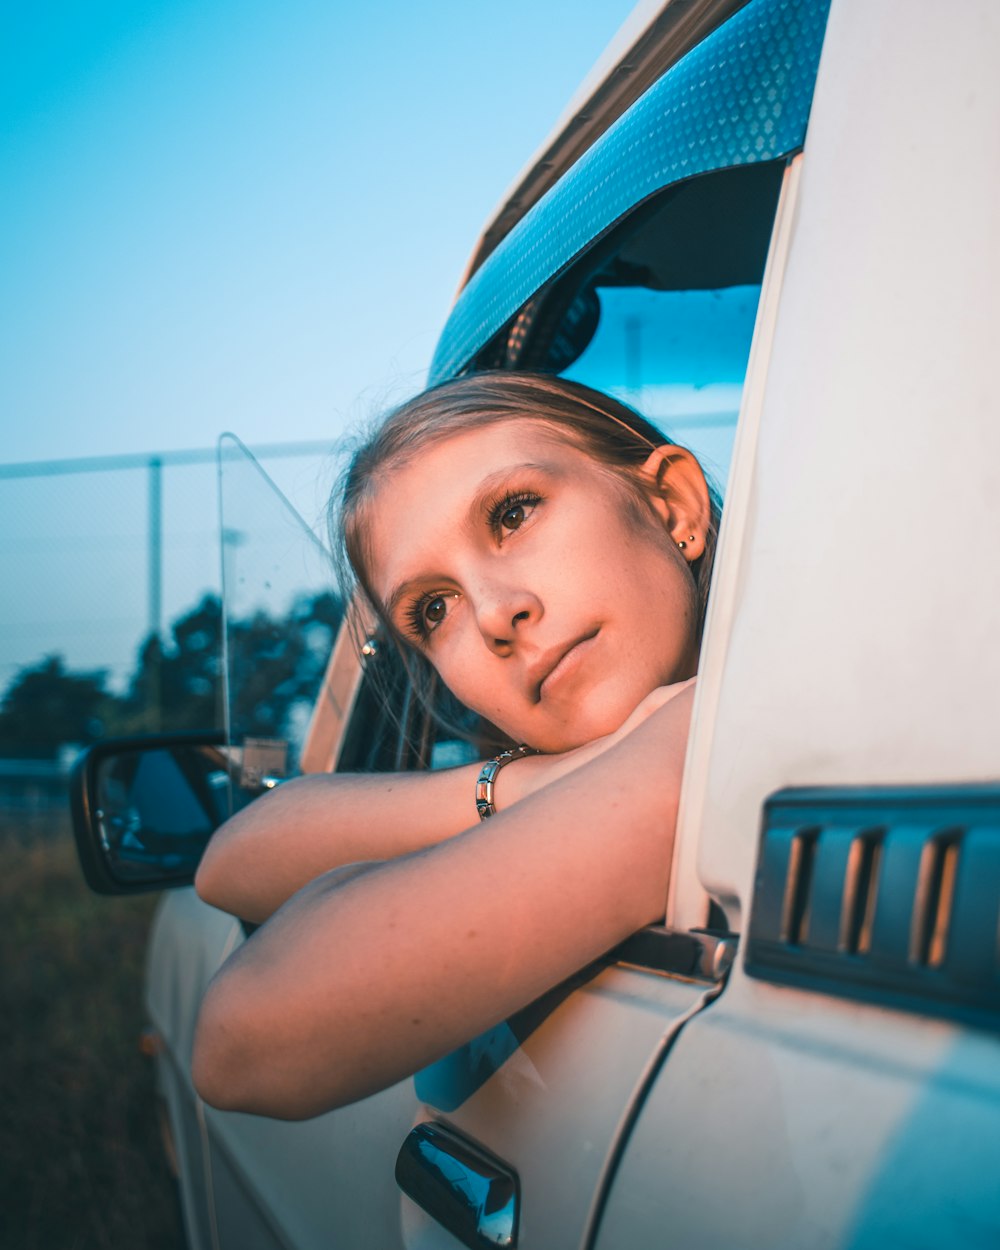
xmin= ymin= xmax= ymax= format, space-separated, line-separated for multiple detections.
xmin=0 ymin=592 xmax=343 ymax=760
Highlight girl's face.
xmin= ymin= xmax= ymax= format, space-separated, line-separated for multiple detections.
xmin=367 ymin=419 xmax=706 ymax=753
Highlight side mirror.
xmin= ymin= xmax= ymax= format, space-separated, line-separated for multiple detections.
xmin=70 ymin=733 xmax=235 ymax=895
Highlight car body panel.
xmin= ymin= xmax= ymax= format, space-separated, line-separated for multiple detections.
xmin=170 ymin=920 xmax=714 ymax=1248
xmin=407 ymin=965 xmax=713 ymax=1250
xmin=146 ymin=888 xmax=243 ymax=1249
xmin=598 ymin=3 xmax=1000 ymax=1246
xmin=148 ymin=898 xmax=419 ymax=1250
xmin=681 ymin=0 xmax=1000 ymax=928
xmin=597 ymin=978 xmax=1000 ymax=1249
xmin=204 ymin=1080 xmax=417 ymax=1250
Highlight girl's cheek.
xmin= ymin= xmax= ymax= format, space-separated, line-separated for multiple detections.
xmin=434 ymin=635 xmax=475 ymax=697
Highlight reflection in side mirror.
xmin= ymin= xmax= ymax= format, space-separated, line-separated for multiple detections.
xmin=70 ymin=733 xmax=237 ymax=895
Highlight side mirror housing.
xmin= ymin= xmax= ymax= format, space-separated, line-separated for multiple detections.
xmin=70 ymin=732 xmax=232 ymax=894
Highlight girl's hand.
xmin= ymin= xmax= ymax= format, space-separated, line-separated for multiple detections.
xmin=498 ymin=677 xmax=697 ymax=811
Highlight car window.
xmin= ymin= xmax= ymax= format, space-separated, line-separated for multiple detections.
xmin=338 ymin=642 xmax=495 ymax=775
xmin=561 ymin=284 xmax=759 ymax=490
xmin=348 ymin=163 xmax=788 ymax=777
xmin=331 ymin=0 xmax=831 ymax=785
xmin=476 ymin=161 xmax=786 ymax=496
xmin=335 ymin=635 xmax=425 ymax=773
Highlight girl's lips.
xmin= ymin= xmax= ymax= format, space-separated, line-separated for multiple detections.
xmin=537 ymin=630 xmax=600 ymax=700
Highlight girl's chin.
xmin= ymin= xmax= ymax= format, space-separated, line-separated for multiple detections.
xmin=521 ymin=708 xmax=632 ymax=755
xmin=498 ymin=676 xmax=673 ymax=753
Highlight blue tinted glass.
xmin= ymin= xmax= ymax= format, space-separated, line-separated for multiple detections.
xmin=562 ymin=284 xmax=761 ymax=493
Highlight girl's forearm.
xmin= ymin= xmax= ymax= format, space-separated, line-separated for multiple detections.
xmin=194 ymin=763 xmax=489 ymax=923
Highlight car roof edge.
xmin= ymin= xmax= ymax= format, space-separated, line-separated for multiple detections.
xmin=453 ymin=0 xmax=752 ymax=296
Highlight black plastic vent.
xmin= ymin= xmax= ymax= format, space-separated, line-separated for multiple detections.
xmin=745 ymin=786 xmax=1000 ymax=1029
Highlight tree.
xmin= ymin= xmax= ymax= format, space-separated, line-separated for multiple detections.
xmin=112 ymin=594 xmax=223 ymax=736
xmin=0 ymin=656 xmax=111 ymax=759
xmin=228 ymin=591 xmax=343 ymax=743
xmin=0 ymin=589 xmax=344 ymax=757
xmin=112 ymin=590 xmax=343 ymax=741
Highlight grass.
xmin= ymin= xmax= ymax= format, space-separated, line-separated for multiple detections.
xmin=0 ymin=809 xmax=185 ymax=1250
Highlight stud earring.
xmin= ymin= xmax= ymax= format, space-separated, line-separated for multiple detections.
xmin=676 ymin=535 xmax=696 ymax=550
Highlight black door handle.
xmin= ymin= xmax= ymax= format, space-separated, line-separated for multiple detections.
xmin=395 ymin=1121 xmax=519 ymax=1249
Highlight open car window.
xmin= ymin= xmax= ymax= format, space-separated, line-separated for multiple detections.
xmin=476 ymin=161 xmax=786 ymax=496
xmin=335 ymin=164 xmax=789 ymax=783
xmin=288 ymin=0 xmax=831 ymax=784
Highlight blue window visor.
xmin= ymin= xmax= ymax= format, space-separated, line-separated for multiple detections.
xmin=429 ymin=0 xmax=831 ymax=384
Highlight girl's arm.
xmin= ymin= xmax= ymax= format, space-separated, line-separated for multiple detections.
xmin=191 ymin=684 xmax=694 ymax=1119
xmin=195 ymin=762 xmax=488 ymax=924
xmin=195 ymin=681 xmax=694 ymax=924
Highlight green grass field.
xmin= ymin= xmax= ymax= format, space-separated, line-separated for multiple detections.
xmin=0 ymin=810 xmax=185 ymax=1250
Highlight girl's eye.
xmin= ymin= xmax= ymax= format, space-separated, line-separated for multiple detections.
xmin=500 ymin=504 xmax=526 ymax=531
xmin=488 ymin=491 xmax=540 ymax=536
xmin=423 ymin=596 xmax=447 ymax=625
xmin=403 ymin=591 xmax=455 ymax=642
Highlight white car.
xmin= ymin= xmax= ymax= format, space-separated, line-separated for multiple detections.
xmin=72 ymin=1 xmax=1000 ymax=1246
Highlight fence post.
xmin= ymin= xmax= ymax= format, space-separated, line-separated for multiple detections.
xmin=148 ymin=456 xmax=163 ymax=728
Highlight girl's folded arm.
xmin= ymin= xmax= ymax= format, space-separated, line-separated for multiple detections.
xmin=194 ymin=681 xmax=694 ymax=924
xmin=193 ymin=753 xmax=584 ymax=924
xmin=191 ymin=686 xmax=692 ymax=1119
xmin=194 ymin=763 xmax=485 ymax=924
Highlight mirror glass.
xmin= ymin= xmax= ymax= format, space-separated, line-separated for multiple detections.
xmin=93 ymin=744 xmax=230 ymax=886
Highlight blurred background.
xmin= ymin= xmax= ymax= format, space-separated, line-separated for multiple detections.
xmin=0 ymin=2 xmax=639 ymax=1246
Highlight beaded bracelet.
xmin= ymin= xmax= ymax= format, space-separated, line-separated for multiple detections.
xmin=475 ymin=744 xmax=538 ymax=820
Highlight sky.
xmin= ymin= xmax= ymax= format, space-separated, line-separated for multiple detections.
xmin=1 ymin=0 xmax=640 ymax=467
xmin=0 ymin=0 xmax=645 ymax=694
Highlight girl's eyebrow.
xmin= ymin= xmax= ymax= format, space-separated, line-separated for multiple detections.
xmin=465 ymin=461 xmax=549 ymax=518
xmin=382 ymin=460 xmax=552 ymax=621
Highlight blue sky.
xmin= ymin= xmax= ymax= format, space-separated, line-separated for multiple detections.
xmin=1 ymin=0 xmax=638 ymax=466
xmin=1 ymin=1 xmax=648 ymax=692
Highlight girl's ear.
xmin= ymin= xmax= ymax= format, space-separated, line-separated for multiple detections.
xmin=639 ymin=446 xmax=712 ymax=562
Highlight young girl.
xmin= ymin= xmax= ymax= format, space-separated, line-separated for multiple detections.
xmin=193 ymin=372 xmax=719 ymax=1119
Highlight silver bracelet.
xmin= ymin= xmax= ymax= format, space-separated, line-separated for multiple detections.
xmin=475 ymin=744 xmax=537 ymax=820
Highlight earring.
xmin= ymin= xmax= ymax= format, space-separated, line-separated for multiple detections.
xmin=677 ymin=535 xmax=696 ymax=550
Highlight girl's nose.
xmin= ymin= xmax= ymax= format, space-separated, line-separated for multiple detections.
xmin=473 ymin=582 xmax=542 ymax=653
